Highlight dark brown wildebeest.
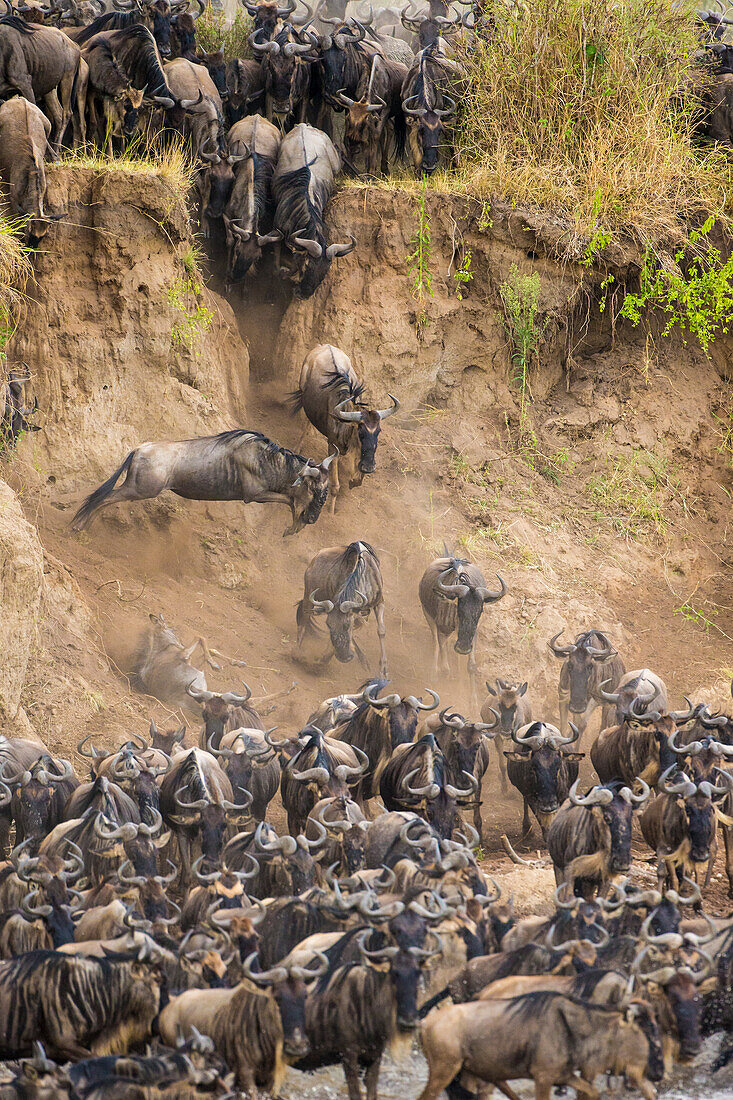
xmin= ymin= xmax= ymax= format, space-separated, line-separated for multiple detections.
xmin=338 ymin=681 xmax=440 ymax=811
xmin=306 ymin=795 xmax=368 ymax=874
xmin=71 ymin=430 xmax=337 ymax=536
xmin=418 ymin=992 xmax=663 ymax=1100
xmin=71 ymin=0 xmax=176 ymax=57
xmin=633 ymin=937 xmax=713 ymax=1069
xmin=338 ymin=50 xmax=407 ymax=174
xmin=430 ymin=709 xmax=498 ymax=841
xmin=296 ymin=931 xmax=440 ymax=1100
xmin=546 ymin=778 xmax=650 ymax=897
xmin=597 ymin=667 xmax=668 ymax=724
xmin=82 ymin=37 xmax=145 ymax=147
xmin=77 ymin=23 xmax=175 ymax=107
xmin=225 ymin=818 xmax=324 ymax=898
xmin=225 ymin=55 xmax=265 ymax=124
xmin=548 ymin=628 xmax=625 ymax=739
xmin=169 ymin=0 xmax=204 ymax=59
xmin=0 ymin=371 xmax=39 ymax=452
xmin=273 ymin=123 xmax=355 ymax=298
xmin=207 ymin=726 xmax=281 ymax=822
xmin=0 ymin=15 xmax=82 ymax=146
xmin=159 ymin=747 xmax=252 ymax=887
xmin=379 ymin=731 xmax=476 ymax=840
xmin=0 ymin=95 xmax=58 ymax=241
xmin=148 ymin=717 xmax=186 ymax=756
xmin=289 ymin=343 xmax=399 ymax=510
xmin=590 ymin=697 xmax=682 ymax=787
xmin=481 ymin=677 xmax=532 ymax=794
xmin=296 ymin=541 xmax=388 ymax=676
xmin=130 ymin=612 xmax=244 ymax=712
xmin=159 ymin=953 xmax=326 ymax=1091
xmin=4 ymin=756 xmax=77 ymax=848
xmin=640 ymin=765 xmax=733 ymax=892
xmin=223 ymin=113 xmax=282 ymax=285
xmin=250 ymin=21 xmax=316 ymax=124
xmin=243 ymin=0 xmax=312 ymax=41
xmin=0 ymin=948 xmax=163 ymax=1059
xmin=401 ymin=41 xmax=458 ymax=174
xmin=419 ymin=552 xmax=506 ymax=698
xmin=279 ymin=726 xmax=368 ymax=835
xmin=504 ymin=721 xmax=583 ymax=841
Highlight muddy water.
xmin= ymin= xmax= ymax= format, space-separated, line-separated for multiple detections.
xmin=281 ymin=1037 xmax=733 ymax=1099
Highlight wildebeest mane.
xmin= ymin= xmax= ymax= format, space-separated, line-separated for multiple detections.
xmin=322 ymin=364 xmax=365 ymax=404
xmin=211 ymin=428 xmax=308 ymax=479
xmin=0 ymin=14 xmax=33 ymax=33
xmin=569 ymin=967 xmax=618 ymax=999
xmin=86 ymin=41 xmax=131 ymax=96
xmin=276 ymin=161 xmax=329 ymax=242
xmin=108 ymin=24 xmax=170 ymax=97
xmin=337 ymin=541 xmax=378 ymax=606
xmin=177 ymin=750 xmax=208 ymax=801
xmin=74 ymin=9 xmax=137 ymax=46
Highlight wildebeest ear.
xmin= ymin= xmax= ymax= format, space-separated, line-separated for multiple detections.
xmin=519 ymin=682 xmax=528 ymax=696
xmin=485 ymin=682 xmax=496 ymax=696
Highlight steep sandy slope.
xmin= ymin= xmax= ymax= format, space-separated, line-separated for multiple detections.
xmin=4 ymin=177 xmax=733 ymax=895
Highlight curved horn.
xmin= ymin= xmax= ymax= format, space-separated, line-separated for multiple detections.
xmin=325 ymin=235 xmax=357 ymax=260
xmin=444 ymin=770 xmax=479 ymax=799
xmin=598 ymin=679 xmax=620 ymax=704
xmin=403 ymin=767 xmax=439 ymax=799
xmin=333 ymin=395 xmax=363 ymax=422
xmin=548 ymin=631 xmax=576 ymax=658
xmin=289 ymin=950 xmax=330 ymax=980
xmin=568 ymin=778 xmax=614 ymax=807
xmin=291 ymin=235 xmax=324 ymax=258
xmin=242 ymin=952 xmax=288 ymax=984
xmin=377 ymin=394 xmax=400 ymax=420
xmin=403 ymin=689 xmax=441 ymax=711
xmin=364 ymin=683 xmax=402 ymax=708
xmin=658 ymin=765 xmax=697 ymax=798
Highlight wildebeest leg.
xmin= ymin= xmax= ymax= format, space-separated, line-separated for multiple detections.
xmin=177 ymin=830 xmax=192 ymax=891
xmin=58 ymin=68 xmax=76 ymax=148
xmin=468 ymin=643 xmax=481 ymax=707
xmin=416 ymin=1058 xmax=465 ymax=1100
xmin=328 ymin=456 xmax=340 ymax=513
xmin=723 ymin=821 xmax=733 ymax=897
xmin=558 ymin=694 xmax=569 ymax=736
xmin=342 ymin=1052 xmax=364 ymax=1100
xmin=364 ymin=1055 xmax=382 ymax=1100
xmin=374 ymin=601 xmax=387 ymax=677
xmin=521 ymin=798 xmax=532 ymax=837
xmin=43 ymin=90 xmax=65 ymax=150
xmin=494 ymin=734 xmax=508 ymax=794
xmin=704 ymin=832 xmax=718 ymax=889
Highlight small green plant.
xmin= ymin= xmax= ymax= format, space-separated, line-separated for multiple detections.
xmin=619 ymin=218 xmax=733 ymax=355
xmin=453 ymin=248 xmax=474 ymax=300
xmin=675 ymin=601 xmax=719 ymax=634
xmin=587 ymin=448 xmax=687 ymax=538
xmin=168 ymin=259 xmax=213 ymax=354
xmin=499 ymin=265 xmax=547 ymax=430
xmin=407 ymin=178 xmax=433 ymax=332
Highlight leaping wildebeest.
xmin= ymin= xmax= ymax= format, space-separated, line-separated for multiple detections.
xmin=289 ymin=343 xmax=399 ymax=510
xmin=296 ymin=541 xmax=388 ymax=676
xmin=548 ymin=629 xmax=625 ymax=739
xmin=71 ymin=429 xmax=337 ymax=536
xmin=419 ymin=551 xmax=506 ymax=699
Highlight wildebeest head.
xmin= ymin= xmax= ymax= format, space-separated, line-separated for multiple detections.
xmin=6 ymin=756 xmax=75 ymax=844
xmin=171 ymin=782 xmax=252 ymax=864
xmin=437 ymin=567 xmax=507 ymax=655
xmin=403 ymin=94 xmax=455 ymax=174
xmin=243 ymin=951 xmax=328 ymax=1057
xmin=171 ymin=0 xmax=205 ymax=58
xmin=484 ymin=678 xmax=528 ymax=735
xmin=659 ymin=766 xmax=733 ymax=864
xmin=332 ymin=394 xmax=400 ymax=475
xmin=250 ymin=23 xmax=315 ymax=116
xmin=21 ymin=887 xmax=77 ymax=947
xmin=569 ymin=778 xmax=650 ymax=875
xmin=285 ymin=452 xmax=338 ymax=535
xmin=437 ymin=708 xmax=498 ymax=777
xmin=147 ymin=0 xmax=173 ymax=55
xmin=358 ymin=930 xmax=441 ymax=1029
xmin=254 ymin=819 xmax=325 ymax=894
xmin=598 ymin=668 xmax=667 ymax=726
xmin=285 ymin=227 xmax=356 ymax=300
xmin=549 ymin=629 xmax=617 ymax=714
xmin=634 ymin=935 xmax=712 ymax=1064
xmin=149 ymin=718 xmax=186 ymax=755
xmin=103 ymin=83 xmax=146 ymax=139
xmin=361 ymin=681 xmax=441 ymax=746
xmin=198 ymin=46 xmax=227 ymax=96
xmin=307 ymin=587 xmax=368 ymax=663
xmin=505 ymin=721 xmax=583 ymax=824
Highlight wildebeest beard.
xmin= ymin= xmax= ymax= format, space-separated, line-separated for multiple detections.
xmin=303 ymin=482 xmax=328 ymax=523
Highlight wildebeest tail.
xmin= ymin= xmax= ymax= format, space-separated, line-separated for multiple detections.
xmin=418 ymin=984 xmax=450 ymax=1017
xmin=71 ymin=451 xmax=134 ymax=531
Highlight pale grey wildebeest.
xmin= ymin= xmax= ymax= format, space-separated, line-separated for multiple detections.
xmin=296 ymin=540 xmax=388 ymax=676
xmin=130 ymin=612 xmax=246 ymax=712
xmin=71 ymin=429 xmax=337 ymax=535
xmin=289 ymin=343 xmax=399 ymax=511
xmin=419 ymin=550 xmax=506 ymax=701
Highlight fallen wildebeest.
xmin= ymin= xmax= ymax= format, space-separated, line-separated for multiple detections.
xmin=71 ymin=429 xmax=337 ymax=536
xmin=289 ymin=343 xmax=399 ymax=510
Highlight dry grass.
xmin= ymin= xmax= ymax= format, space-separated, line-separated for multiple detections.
xmin=0 ymin=211 xmax=32 ymax=357
xmin=450 ymin=0 xmax=733 ymax=255
xmin=196 ymin=3 xmax=252 ymax=59
xmin=60 ymin=132 xmax=195 ymax=198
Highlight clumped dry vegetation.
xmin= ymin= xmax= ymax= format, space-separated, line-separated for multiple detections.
xmin=60 ymin=133 xmax=195 ymax=198
xmin=0 ymin=213 xmax=31 ymax=353
xmin=196 ymin=3 xmax=252 ymax=59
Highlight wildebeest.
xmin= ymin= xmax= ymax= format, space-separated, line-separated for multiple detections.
xmin=159 ymin=747 xmax=252 ymax=886
xmin=0 ymin=95 xmax=58 ymax=241
xmin=223 ymin=113 xmax=282 ymax=284
xmin=78 ymin=24 xmax=175 ymax=107
xmin=70 ymin=429 xmax=337 ymax=536
xmin=5 ymin=756 xmax=77 ymax=847
xmin=225 ymin=55 xmax=265 ymax=124
xmin=272 ymin=122 xmax=355 ymax=298
xmin=0 ymin=949 xmax=162 ymax=1059
xmin=640 ymin=765 xmax=733 ymax=891
xmin=158 ymin=954 xmax=325 ymax=1091
xmin=380 ymin=731 xmax=476 ymax=840
xmin=504 ymin=721 xmax=583 ymax=840
xmin=431 ymin=709 xmax=497 ymax=841
xmin=279 ymin=726 xmax=368 ymax=835
xmin=597 ymin=667 xmax=669 ymax=723
xmin=481 ymin=677 xmax=532 ymax=794
xmin=289 ymin=343 xmax=399 ymax=510
xmin=207 ymin=726 xmax=281 ymax=822
xmin=250 ymin=21 xmax=316 ymax=123
xmin=296 ymin=541 xmax=388 ymax=676
xmin=82 ymin=37 xmax=145 ymax=147
xmin=401 ymin=41 xmax=458 ymax=173
xmin=338 ymin=681 xmax=440 ymax=809
xmin=169 ymin=0 xmax=204 ymax=59
xmin=296 ymin=931 xmax=440 ymax=1100
xmin=548 ymin=628 xmax=625 ymax=738
xmin=70 ymin=0 xmax=175 ymax=56
xmin=590 ymin=698 xmax=680 ymax=787
xmin=0 ymin=15 xmax=82 ymax=146
xmin=418 ymin=992 xmax=663 ymax=1100
xmin=338 ymin=50 xmax=407 ymax=174
xmin=547 ymin=778 xmax=651 ymax=897
xmin=164 ymin=55 xmax=223 ymax=154
xmin=419 ymin=552 xmax=506 ymax=695
xmin=225 ymin=819 xmax=323 ymax=898
xmin=0 ymin=371 xmax=39 ymax=452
